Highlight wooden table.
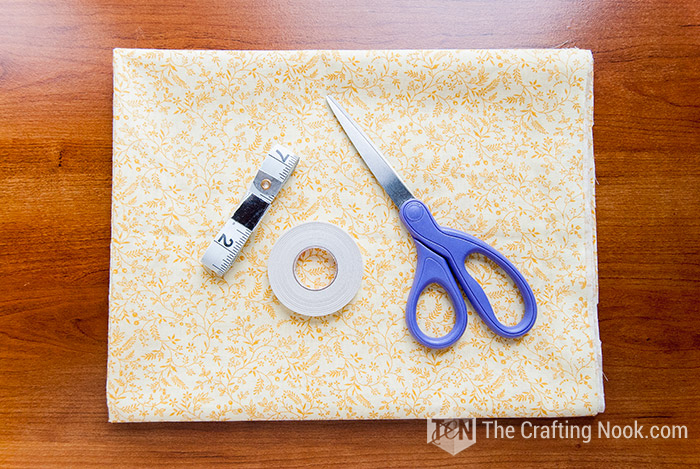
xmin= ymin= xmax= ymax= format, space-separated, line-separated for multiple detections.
xmin=1 ymin=1 xmax=698 ymax=466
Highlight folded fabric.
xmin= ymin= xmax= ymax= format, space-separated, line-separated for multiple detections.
xmin=108 ymin=48 xmax=602 ymax=422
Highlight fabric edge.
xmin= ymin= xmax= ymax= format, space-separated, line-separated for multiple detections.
xmin=581 ymin=49 xmax=605 ymax=415
xmin=106 ymin=48 xmax=123 ymax=423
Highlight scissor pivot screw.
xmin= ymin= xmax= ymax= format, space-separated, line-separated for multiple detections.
xmin=261 ymin=179 xmax=272 ymax=190
xmin=403 ymin=201 xmax=424 ymax=221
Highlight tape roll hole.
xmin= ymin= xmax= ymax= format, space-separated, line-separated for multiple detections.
xmin=293 ymin=247 xmax=338 ymax=291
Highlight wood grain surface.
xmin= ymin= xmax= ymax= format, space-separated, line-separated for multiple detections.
xmin=1 ymin=0 xmax=699 ymax=467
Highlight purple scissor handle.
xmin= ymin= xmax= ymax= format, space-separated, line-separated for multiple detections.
xmin=400 ymin=199 xmax=537 ymax=348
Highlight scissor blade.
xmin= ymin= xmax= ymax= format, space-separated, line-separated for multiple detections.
xmin=326 ymin=96 xmax=414 ymax=208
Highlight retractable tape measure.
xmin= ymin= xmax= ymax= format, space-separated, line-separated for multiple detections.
xmin=201 ymin=144 xmax=299 ymax=276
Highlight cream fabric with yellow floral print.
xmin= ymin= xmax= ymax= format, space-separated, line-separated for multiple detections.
xmin=108 ymin=49 xmax=602 ymax=422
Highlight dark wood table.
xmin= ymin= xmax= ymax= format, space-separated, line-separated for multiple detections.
xmin=1 ymin=1 xmax=699 ymax=466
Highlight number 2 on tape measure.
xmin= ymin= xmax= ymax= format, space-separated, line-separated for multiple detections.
xmin=217 ymin=233 xmax=233 ymax=247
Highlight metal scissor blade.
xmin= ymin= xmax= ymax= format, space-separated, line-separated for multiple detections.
xmin=326 ymin=96 xmax=414 ymax=208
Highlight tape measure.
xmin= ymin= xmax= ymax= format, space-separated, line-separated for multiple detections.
xmin=201 ymin=144 xmax=300 ymax=276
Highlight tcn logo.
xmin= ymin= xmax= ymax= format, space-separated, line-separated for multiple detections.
xmin=427 ymin=418 xmax=477 ymax=455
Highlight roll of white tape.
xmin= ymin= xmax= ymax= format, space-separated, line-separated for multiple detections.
xmin=268 ymin=222 xmax=363 ymax=317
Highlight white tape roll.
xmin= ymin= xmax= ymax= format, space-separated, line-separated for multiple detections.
xmin=268 ymin=222 xmax=363 ymax=317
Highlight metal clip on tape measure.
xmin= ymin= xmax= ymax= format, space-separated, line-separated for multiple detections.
xmin=201 ymin=144 xmax=300 ymax=276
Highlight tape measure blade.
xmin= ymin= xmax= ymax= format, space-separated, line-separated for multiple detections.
xmin=201 ymin=242 xmax=235 ymax=276
xmin=263 ymin=145 xmax=299 ymax=182
xmin=202 ymin=219 xmax=251 ymax=275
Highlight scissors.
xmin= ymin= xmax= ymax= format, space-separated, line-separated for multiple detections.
xmin=326 ymin=96 xmax=537 ymax=349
